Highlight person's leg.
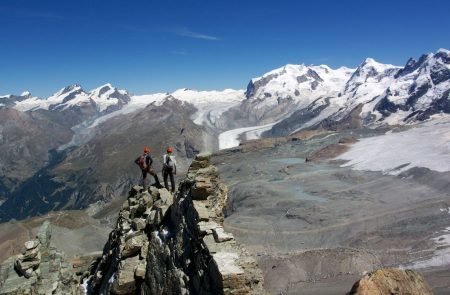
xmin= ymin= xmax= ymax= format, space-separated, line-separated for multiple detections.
xmin=169 ymin=170 xmax=175 ymax=193
xmin=149 ymin=168 xmax=161 ymax=186
xmin=142 ymin=170 xmax=147 ymax=190
xmin=163 ymin=168 xmax=169 ymax=191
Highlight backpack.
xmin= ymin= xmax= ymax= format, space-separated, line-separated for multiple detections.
xmin=138 ymin=154 xmax=147 ymax=170
xmin=165 ymin=155 xmax=174 ymax=169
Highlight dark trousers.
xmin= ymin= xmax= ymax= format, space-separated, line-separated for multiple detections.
xmin=141 ymin=167 xmax=160 ymax=189
xmin=163 ymin=168 xmax=175 ymax=193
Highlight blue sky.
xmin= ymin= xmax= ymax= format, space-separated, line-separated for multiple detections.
xmin=1 ymin=0 xmax=449 ymax=97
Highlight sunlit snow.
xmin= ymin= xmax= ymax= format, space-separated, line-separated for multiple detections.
xmin=336 ymin=115 xmax=450 ymax=174
xmin=218 ymin=122 xmax=278 ymax=149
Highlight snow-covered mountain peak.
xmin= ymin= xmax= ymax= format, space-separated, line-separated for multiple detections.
xmin=436 ymin=48 xmax=450 ymax=55
xmin=347 ymin=58 xmax=400 ymax=88
xmin=20 ymin=91 xmax=31 ymax=97
xmin=359 ymin=57 xmax=399 ymax=72
xmin=90 ymin=83 xmax=115 ymax=96
xmin=246 ymin=63 xmax=354 ymax=108
xmin=88 ymin=83 xmax=130 ymax=112
xmin=54 ymin=84 xmax=84 ymax=97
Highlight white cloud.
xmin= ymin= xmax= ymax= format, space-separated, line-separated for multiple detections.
xmin=175 ymin=27 xmax=220 ymax=41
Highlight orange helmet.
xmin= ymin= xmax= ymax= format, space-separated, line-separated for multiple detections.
xmin=144 ymin=147 xmax=150 ymax=153
xmin=167 ymin=147 xmax=173 ymax=153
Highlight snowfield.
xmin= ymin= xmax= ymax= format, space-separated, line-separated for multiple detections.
xmin=336 ymin=115 xmax=450 ymax=174
xmin=170 ymin=88 xmax=245 ymax=126
xmin=218 ymin=122 xmax=277 ymax=149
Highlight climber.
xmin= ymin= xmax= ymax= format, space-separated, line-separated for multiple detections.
xmin=135 ymin=147 xmax=162 ymax=190
xmin=162 ymin=147 xmax=177 ymax=193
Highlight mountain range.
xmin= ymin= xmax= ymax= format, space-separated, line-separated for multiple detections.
xmin=0 ymin=48 xmax=449 ymax=221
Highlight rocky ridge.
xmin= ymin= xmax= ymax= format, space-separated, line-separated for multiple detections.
xmin=0 ymin=221 xmax=82 ymax=294
xmin=88 ymin=153 xmax=265 ymax=294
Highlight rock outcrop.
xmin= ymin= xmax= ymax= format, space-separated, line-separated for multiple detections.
xmin=88 ymin=153 xmax=265 ymax=294
xmin=0 ymin=221 xmax=82 ymax=294
xmin=349 ymin=268 xmax=433 ymax=295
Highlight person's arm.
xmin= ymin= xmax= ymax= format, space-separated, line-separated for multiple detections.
xmin=134 ymin=156 xmax=140 ymax=166
xmin=174 ymin=158 xmax=177 ymax=174
xmin=147 ymin=155 xmax=153 ymax=167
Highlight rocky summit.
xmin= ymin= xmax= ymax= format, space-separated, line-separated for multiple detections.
xmin=87 ymin=153 xmax=265 ymax=294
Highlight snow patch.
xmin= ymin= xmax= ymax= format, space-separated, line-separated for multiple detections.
xmin=81 ymin=277 xmax=90 ymax=294
xmin=108 ymin=272 xmax=116 ymax=284
xmin=404 ymin=227 xmax=450 ymax=269
xmin=440 ymin=208 xmax=450 ymax=214
xmin=153 ymin=231 xmax=163 ymax=245
xmin=336 ymin=115 xmax=450 ymax=174
xmin=218 ymin=122 xmax=278 ymax=149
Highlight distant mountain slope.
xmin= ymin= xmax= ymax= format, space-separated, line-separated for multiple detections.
xmin=0 ymin=98 xmax=207 ymax=221
xmin=217 ymin=48 xmax=450 ymax=140
xmin=0 ymin=48 xmax=449 ymax=221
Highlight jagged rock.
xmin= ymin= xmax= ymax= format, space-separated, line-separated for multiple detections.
xmin=121 ymin=200 xmax=130 ymax=210
xmin=141 ymin=193 xmax=153 ymax=207
xmin=153 ymin=189 xmax=174 ymax=223
xmin=0 ymin=270 xmax=37 ymax=294
xmin=212 ymin=227 xmax=234 ymax=243
xmin=195 ymin=153 xmax=211 ymax=162
xmin=88 ymin=155 xmax=265 ymax=294
xmin=134 ymin=262 xmax=146 ymax=279
xmin=130 ymin=185 xmax=142 ymax=197
xmin=140 ymin=240 xmax=149 ymax=260
xmin=191 ymin=176 xmax=214 ymax=200
xmin=146 ymin=210 xmax=157 ymax=227
xmin=128 ymin=197 xmax=137 ymax=206
xmin=120 ymin=220 xmax=131 ymax=232
xmin=21 ymin=250 xmax=40 ymax=263
xmin=122 ymin=234 xmax=146 ymax=258
xmin=190 ymin=159 xmax=210 ymax=170
xmin=121 ymin=210 xmax=130 ymax=220
xmin=194 ymin=201 xmax=211 ymax=221
xmin=149 ymin=186 xmax=160 ymax=198
xmin=349 ymin=268 xmax=433 ymax=295
xmin=60 ymin=268 xmax=73 ymax=284
xmin=131 ymin=218 xmax=146 ymax=231
xmin=129 ymin=204 xmax=146 ymax=219
xmin=36 ymin=221 xmax=51 ymax=248
xmin=15 ymin=252 xmax=41 ymax=276
xmin=159 ymin=188 xmax=173 ymax=206
xmin=111 ymin=256 xmax=140 ymax=295
xmin=143 ymin=208 xmax=153 ymax=217
xmin=24 ymin=240 xmax=40 ymax=251
xmin=1 ymin=221 xmax=82 ymax=294
xmin=198 ymin=221 xmax=221 ymax=235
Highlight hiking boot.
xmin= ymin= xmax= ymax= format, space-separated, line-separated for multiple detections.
xmin=154 ymin=183 xmax=164 ymax=189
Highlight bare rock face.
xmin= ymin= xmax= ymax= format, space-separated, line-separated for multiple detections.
xmin=87 ymin=184 xmax=175 ymax=294
xmin=88 ymin=153 xmax=265 ymax=294
xmin=349 ymin=268 xmax=433 ymax=295
xmin=142 ymin=153 xmax=265 ymax=294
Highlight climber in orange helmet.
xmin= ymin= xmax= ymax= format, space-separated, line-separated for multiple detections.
xmin=135 ymin=147 xmax=162 ymax=190
xmin=162 ymin=147 xmax=177 ymax=193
